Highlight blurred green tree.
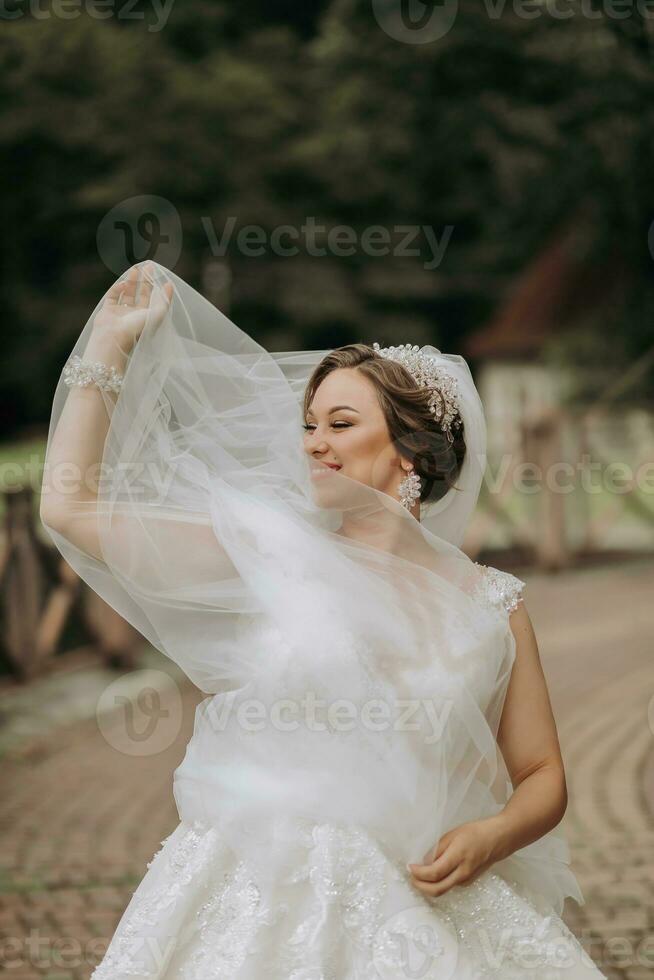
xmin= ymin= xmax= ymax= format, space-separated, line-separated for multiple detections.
xmin=1 ymin=0 xmax=653 ymax=437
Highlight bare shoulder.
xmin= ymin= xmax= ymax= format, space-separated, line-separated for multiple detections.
xmin=470 ymin=562 xmax=526 ymax=617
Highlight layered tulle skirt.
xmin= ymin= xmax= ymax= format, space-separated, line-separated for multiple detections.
xmin=90 ymin=813 xmax=605 ymax=980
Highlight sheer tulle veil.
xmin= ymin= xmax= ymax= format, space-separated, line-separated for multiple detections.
xmin=41 ymin=260 xmax=584 ymax=917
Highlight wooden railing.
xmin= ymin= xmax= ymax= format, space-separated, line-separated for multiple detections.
xmin=470 ymin=402 xmax=654 ymax=570
xmin=0 ymin=486 xmax=142 ymax=681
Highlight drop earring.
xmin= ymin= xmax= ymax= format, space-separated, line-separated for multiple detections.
xmin=398 ymin=465 xmax=421 ymax=511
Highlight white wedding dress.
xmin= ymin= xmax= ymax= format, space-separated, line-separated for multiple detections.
xmin=41 ymin=262 xmax=607 ymax=979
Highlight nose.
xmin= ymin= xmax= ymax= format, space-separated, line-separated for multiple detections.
xmin=303 ymin=427 xmax=329 ymax=456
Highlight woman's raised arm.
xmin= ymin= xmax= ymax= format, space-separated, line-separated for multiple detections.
xmin=39 ymin=264 xmax=173 ymax=558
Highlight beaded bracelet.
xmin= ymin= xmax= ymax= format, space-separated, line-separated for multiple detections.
xmin=63 ymin=354 xmax=124 ymax=394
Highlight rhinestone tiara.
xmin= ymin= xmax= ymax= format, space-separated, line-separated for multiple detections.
xmin=371 ymin=342 xmax=462 ymax=442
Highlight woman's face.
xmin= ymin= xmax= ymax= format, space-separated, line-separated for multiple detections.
xmin=303 ymin=368 xmax=408 ymax=505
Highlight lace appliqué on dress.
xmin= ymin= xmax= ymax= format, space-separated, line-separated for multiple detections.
xmin=177 ymin=858 xmax=280 ymax=979
xmin=434 ymin=870 xmax=593 ymax=978
xmin=89 ymin=817 xmax=602 ymax=980
xmin=472 ymin=564 xmax=526 ymax=616
xmin=279 ymin=821 xmax=407 ymax=978
xmin=90 ymin=822 xmax=219 ymax=980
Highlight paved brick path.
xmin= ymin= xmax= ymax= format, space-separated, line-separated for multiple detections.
xmin=520 ymin=559 xmax=654 ymax=980
xmin=0 ymin=677 xmax=204 ymax=980
xmin=0 ymin=559 xmax=651 ymax=979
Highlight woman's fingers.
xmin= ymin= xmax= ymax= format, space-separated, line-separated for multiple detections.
xmin=97 ymin=265 xmax=172 ymax=342
xmin=104 ymin=263 xmax=164 ymax=309
xmin=411 ymin=864 xmax=463 ymax=897
xmin=107 ymin=267 xmax=139 ymax=311
xmin=409 ymin=849 xmax=455 ymax=883
xmin=139 ymin=278 xmax=173 ymax=335
xmin=153 ymin=279 xmax=174 ymax=312
xmin=134 ymin=263 xmax=173 ymax=313
xmin=119 ymin=265 xmax=140 ymax=302
xmin=103 ymin=280 xmax=127 ymax=308
xmin=136 ymin=261 xmax=158 ymax=307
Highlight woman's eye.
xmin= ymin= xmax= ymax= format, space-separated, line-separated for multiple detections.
xmin=302 ymin=422 xmax=351 ymax=431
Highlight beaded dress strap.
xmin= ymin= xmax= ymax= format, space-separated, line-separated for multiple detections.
xmin=471 ymin=563 xmax=525 ymax=615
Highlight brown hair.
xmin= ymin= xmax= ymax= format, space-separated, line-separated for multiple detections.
xmin=302 ymin=343 xmax=466 ymax=504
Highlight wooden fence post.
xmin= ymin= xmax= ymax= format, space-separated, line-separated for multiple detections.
xmin=1 ymin=487 xmax=45 ymax=678
xmin=1 ymin=486 xmax=143 ymax=679
xmin=525 ymin=407 xmax=569 ymax=570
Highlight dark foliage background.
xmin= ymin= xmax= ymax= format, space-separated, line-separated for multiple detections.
xmin=1 ymin=0 xmax=653 ymax=437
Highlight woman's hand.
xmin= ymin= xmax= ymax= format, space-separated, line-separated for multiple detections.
xmin=407 ymin=816 xmax=506 ymax=898
xmin=93 ymin=262 xmax=174 ymax=354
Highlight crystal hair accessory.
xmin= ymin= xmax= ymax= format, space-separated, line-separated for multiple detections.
xmin=63 ymin=354 xmax=124 ymax=394
xmin=372 ymin=342 xmax=462 ymax=443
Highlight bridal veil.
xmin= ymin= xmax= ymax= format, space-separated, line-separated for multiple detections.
xmin=41 ymin=260 xmax=584 ymax=918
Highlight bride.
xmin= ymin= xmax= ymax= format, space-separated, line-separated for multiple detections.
xmin=40 ymin=261 xmax=606 ymax=978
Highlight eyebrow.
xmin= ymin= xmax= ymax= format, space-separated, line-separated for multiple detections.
xmin=305 ymin=405 xmax=360 ymax=417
